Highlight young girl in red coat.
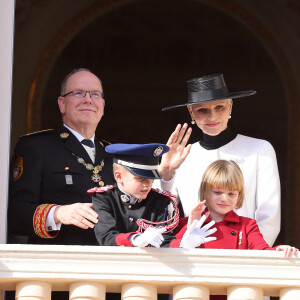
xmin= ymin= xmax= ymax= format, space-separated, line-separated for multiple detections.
xmin=170 ymin=160 xmax=298 ymax=299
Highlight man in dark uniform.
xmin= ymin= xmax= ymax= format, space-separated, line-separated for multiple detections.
xmin=8 ymin=68 xmax=115 ymax=245
xmin=90 ymin=143 xmax=179 ymax=248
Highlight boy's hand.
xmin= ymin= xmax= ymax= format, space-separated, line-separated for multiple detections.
xmin=276 ymin=245 xmax=299 ymax=257
xmin=158 ymin=123 xmax=192 ymax=181
xmin=132 ymin=227 xmax=166 ymax=248
xmin=180 ymin=214 xmax=217 ymax=248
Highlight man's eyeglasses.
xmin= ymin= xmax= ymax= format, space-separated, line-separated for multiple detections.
xmin=61 ymin=89 xmax=104 ymax=100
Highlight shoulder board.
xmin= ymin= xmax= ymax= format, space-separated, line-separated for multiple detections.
xmin=20 ymin=129 xmax=53 ymax=138
xmin=87 ymin=185 xmax=114 ymax=193
xmin=151 ymin=188 xmax=176 ymax=200
xmin=99 ymin=140 xmax=111 ymax=147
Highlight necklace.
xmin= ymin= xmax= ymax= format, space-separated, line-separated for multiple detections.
xmin=72 ymin=153 xmax=105 ymax=186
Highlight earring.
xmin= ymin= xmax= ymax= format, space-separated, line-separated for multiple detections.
xmin=229 ymin=114 xmax=231 ymax=119
xmin=191 ymin=119 xmax=195 ymax=125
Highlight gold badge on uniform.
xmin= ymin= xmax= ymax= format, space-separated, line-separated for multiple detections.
xmin=11 ymin=154 xmax=23 ymax=181
xmin=60 ymin=133 xmax=69 ymax=138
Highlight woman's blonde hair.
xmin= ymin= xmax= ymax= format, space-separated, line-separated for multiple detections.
xmin=199 ymin=160 xmax=244 ymax=209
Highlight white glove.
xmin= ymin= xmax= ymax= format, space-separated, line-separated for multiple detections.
xmin=132 ymin=227 xmax=166 ymax=248
xmin=180 ymin=215 xmax=217 ymax=248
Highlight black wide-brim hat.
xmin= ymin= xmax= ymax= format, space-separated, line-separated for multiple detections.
xmin=162 ymin=74 xmax=257 ymax=111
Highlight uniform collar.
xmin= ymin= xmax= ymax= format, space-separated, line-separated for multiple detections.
xmin=63 ymin=124 xmax=95 ymax=144
xmin=116 ymin=185 xmax=142 ymax=204
xmin=57 ymin=126 xmax=92 ymax=163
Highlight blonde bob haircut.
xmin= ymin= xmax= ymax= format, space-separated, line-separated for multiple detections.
xmin=199 ymin=160 xmax=245 ymax=209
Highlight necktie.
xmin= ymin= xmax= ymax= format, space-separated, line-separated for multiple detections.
xmin=81 ymin=139 xmax=94 ymax=148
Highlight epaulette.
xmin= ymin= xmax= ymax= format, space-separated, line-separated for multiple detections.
xmin=20 ymin=129 xmax=53 ymax=138
xmin=99 ymin=140 xmax=111 ymax=147
xmin=87 ymin=185 xmax=114 ymax=193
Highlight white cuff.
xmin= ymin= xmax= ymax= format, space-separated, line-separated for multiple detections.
xmin=46 ymin=206 xmax=62 ymax=232
xmin=159 ymin=176 xmax=175 ymax=192
xmin=129 ymin=233 xmax=140 ymax=246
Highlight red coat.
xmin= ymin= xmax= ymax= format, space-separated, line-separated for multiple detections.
xmin=170 ymin=210 xmax=276 ymax=300
xmin=171 ymin=209 xmax=275 ymax=250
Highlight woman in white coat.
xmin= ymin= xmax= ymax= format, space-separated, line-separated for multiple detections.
xmin=157 ymin=74 xmax=280 ymax=246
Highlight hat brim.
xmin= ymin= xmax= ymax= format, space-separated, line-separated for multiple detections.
xmin=162 ymin=90 xmax=256 ymax=111
xmin=124 ymin=166 xmax=162 ymax=179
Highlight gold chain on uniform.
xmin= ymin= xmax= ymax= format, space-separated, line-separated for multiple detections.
xmin=72 ymin=153 xmax=105 ymax=186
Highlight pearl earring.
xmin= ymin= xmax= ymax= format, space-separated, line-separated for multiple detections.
xmin=229 ymin=114 xmax=232 ymax=119
xmin=191 ymin=119 xmax=195 ymax=125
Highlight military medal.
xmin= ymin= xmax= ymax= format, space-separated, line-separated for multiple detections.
xmin=91 ymin=173 xmax=101 ymax=182
xmin=86 ymin=163 xmax=94 ymax=170
xmin=93 ymin=165 xmax=102 ymax=173
xmin=72 ymin=153 xmax=105 ymax=185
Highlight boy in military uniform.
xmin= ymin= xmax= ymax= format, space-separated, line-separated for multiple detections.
xmin=89 ymin=143 xmax=179 ymax=247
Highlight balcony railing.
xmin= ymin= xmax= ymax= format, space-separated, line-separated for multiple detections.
xmin=0 ymin=244 xmax=299 ymax=300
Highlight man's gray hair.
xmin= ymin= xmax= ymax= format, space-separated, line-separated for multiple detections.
xmin=60 ymin=68 xmax=102 ymax=95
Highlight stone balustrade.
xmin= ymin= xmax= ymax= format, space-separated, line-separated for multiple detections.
xmin=0 ymin=244 xmax=299 ymax=300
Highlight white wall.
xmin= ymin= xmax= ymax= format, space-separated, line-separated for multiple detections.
xmin=0 ymin=0 xmax=15 ymax=243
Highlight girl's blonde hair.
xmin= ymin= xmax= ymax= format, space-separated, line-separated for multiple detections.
xmin=199 ymin=160 xmax=244 ymax=209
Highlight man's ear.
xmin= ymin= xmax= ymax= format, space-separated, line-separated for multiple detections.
xmin=58 ymin=96 xmax=66 ymax=114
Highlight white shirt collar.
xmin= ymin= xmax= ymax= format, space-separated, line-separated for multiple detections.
xmin=63 ymin=124 xmax=95 ymax=144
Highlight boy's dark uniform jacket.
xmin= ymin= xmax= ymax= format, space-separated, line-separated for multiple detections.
xmin=92 ymin=185 xmax=176 ymax=247
xmin=8 ymin=126 xmax=115 ymax=245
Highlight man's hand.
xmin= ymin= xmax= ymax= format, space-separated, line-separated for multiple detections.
xmin=180 ymin=214 xmax=217 ymax=248
xmin=158 ymin=123 xmax=192 ymax=181
xmin=132 ymin=227 xmax=166 ymax=248
xmin=54 ymin=203 xmax=98 ymax=229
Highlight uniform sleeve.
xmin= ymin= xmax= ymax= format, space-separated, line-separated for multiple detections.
xmin=8 ymin=137 xmax=58 ymax=239
xmin=92 ymin=194 xmax=134 ymax=246
xmin=255 ymin=141 xmax=281 ymax=246
xmin=246 ymin=219 xmax=274 ymax=250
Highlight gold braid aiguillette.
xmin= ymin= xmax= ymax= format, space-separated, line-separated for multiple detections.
xmin=72 ymin=153 xmax=105 ymax=186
